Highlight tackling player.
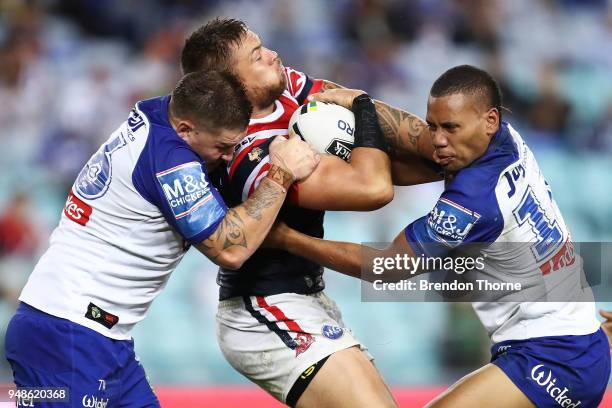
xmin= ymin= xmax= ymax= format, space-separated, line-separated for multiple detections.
xmin=267 ymin=65 xmax=611 ymax=407
xmin=181 ymin=18 xmax=442 ymax=407
xmin=4 ymin=71 xmax=319 ymax=407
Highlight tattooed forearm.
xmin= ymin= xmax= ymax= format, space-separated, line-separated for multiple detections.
xmin=375 ymin=102 xmax=403 ymax=149
xmin=243 ymin=176 xmax=284 ymax=221
xmin=374 ymin=100 xmax=427 ymax=154
xmin=321 ymin=80 xmax=344 ymax=91
xmin=203 ymin=208 xmax=247 ymax=259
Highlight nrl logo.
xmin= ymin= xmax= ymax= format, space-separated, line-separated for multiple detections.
xmin=325 ymin=139 xmax=352 ymax=162
xmin=248 ymin=147 xmax=264 ymax=162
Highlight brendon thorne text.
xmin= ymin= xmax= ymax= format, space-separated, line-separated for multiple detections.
xmin=372 ymin=279 xmax=521 ymax=292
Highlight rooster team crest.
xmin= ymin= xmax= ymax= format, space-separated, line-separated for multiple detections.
xmin=293 ymin=333 xmax=314 ymax=356
xmin=248 ymin=147 xmax=264 ymax=162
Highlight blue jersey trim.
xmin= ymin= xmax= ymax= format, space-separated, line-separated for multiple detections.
xmin=295 ymin=76 xmax=314 ymax=105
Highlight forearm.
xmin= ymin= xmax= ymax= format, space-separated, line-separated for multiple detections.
xmin=373 ymin=99 xmax=432 ymax=158
xmin=349 ymin=94 xmax=393 ymax=201
xmin=319 ymin=80 xmax=431 ymax=159
xmin=197 ymin=165 xmax=292 ymax=269
xmin=283 ymin=228 xmax=363 ymax=279
xmin=295 ymin=150 xmax=392 ymax=211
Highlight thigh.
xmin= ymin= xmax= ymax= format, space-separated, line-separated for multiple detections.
xmin=426 ymin=364 xmax=534 ymax=408
xmin=295 ymin=346 xmax=397 ymax=408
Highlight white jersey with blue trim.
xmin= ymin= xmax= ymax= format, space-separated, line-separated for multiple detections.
xmin=405 ymin=122 xmax=600 ymax=343
xmin=19 ymin=96 xmax=227 ymax=340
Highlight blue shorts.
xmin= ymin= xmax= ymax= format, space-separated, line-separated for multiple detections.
xmin=491 ymin=329 xmax=610 ymax=408
xmin=4 ymin=302 xmax=160 ymax=408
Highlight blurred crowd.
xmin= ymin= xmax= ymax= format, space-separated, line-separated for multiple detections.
xmin=1 ymin=0 xmax=611 ymax=386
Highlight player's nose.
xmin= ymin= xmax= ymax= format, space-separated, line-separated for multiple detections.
xmin=431 ymin=129 xmax=448 ymax=148
xmin=267 ymin=48 xmax=279 ymax=63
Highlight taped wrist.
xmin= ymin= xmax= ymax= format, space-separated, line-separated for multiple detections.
xmin=351 ymin=93 xmax=388 ymax=152
xmin=265 ymin=164 xmax=294 ymax=192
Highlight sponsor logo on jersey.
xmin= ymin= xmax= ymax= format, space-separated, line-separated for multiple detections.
xmin=126 ymin=108 xmax=145 ymax=137
xmin=540 ymin=240 xmax=576 ymax=275
xmin=294 ymin=333 xmax=314 ymax=357
xmin=427 ymin=198 xmax=480 ymax=244
xmin=64 ymin=191 xmax=92 ymax=226
xmin=82 ymin=395 xmax=109 ymax=408
xmin=85 ymin=302 xmax=118 ymax=329
xmin=156 ymin=162 xmax=213 ymax=219
xmin=322 ymin=325 xmax=344 ymax=340
xmin=325 ymin=139 xmax=352 ymax=162
xmin=530 ymin=364 xmax=582 ymax=407
xmin=502 ymin=163 xmax=526 ymax=198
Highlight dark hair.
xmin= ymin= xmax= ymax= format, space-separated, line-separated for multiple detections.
xmin=430 ymin=65 xmax=502 ymax=117
xmin=170 ymin=70 xmax=252 ymax=130
xmin=181 ymin=18 xmax=248 ymax=74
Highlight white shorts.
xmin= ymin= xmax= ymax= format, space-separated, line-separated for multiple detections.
xmin=216 ymin=291 xmax=370 ymax=403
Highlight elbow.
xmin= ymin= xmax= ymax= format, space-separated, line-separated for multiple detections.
xmin=215 ymin=251 xmax=248 ymax=270
xmin=363 ymin=182 xmax=394 ymax=210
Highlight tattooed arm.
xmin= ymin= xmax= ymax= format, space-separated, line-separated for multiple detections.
xmin=195 ymin=165 xmax=292 ymax=269
xmin=195 ymin=134 xmax=319 ymax=269
xmin=318 ymin=80 xmax=442 ymax=185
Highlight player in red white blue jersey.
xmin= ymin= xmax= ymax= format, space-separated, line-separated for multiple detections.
xmin=267 ymin=65 xmax=610 ymax=407
xmin=181 ymin=18 xmax=443 ymax=407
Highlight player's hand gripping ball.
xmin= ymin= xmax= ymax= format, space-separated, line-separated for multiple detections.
xmin=288 ymin=101 xmax=355 ymax=162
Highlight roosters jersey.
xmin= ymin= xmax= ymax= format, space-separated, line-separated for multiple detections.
xmin=19 ymin=96 xmax=227 ymax=339
xmin=214 ymin=67 xmax=325 ymax=300
xmin=405 ymin=122 xmax=600 ymax=343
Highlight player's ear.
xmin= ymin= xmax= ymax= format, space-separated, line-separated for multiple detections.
xmin=485 ymin=107 xmax=499 ymax=135
xmin=175 ymin=120 xmax=196 ymax=142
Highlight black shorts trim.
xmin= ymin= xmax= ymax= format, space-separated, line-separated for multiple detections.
xmin=286 ymin=354 xmax=330 ymax=407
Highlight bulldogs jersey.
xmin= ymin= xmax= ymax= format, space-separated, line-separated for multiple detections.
xmin=214 ymin=68 xmax=325 ymax=300
xmin=19 ymin=96 xmax=227 ymax=339
xmin=405 ymin=122 xmax=600 ymax=343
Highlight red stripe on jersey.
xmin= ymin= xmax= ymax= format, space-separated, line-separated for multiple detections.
xmin=247 ymin=163 xmax=270 ymax=198
xmin=228 ymin=93 xmax=297 ymax=180
xmin=256 ymin=296 xmax=305 ymax=333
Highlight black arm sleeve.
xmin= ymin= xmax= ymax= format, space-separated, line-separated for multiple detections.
xmin=351 ymin=93 xmax=388 ymax=152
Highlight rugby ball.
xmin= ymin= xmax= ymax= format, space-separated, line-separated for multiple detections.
xmin=288 ymin=101 xmax=355 ymax=162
